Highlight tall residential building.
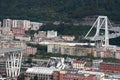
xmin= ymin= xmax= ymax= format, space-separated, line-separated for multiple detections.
xmin=47 ymin=30 xmax=57 ymax=38
xmin=3 ymin=19 xmax=12 ymax=27
xmin=12 ymin=20 xmax=30 ymax=30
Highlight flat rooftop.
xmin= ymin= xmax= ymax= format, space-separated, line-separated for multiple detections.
xmin=26 ymin=67 xmax=60 ymax=75
xmin=0 ymin=47 xmax=25 ymax=53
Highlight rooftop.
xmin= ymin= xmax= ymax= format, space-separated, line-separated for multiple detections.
xmin=0 ymin=47 xmax=25 ymax=53
xmin=101 ymin=62 xmax=120 ymax=66
xmin=78 ymin=70 xmax=104 ymax=75
xmin=26 ymin=67 xmax=60 ymax=75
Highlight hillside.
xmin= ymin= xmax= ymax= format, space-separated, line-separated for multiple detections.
xmin=0 ymin=0 xmax=120 ymax=46
xmin=0 ymin=0 xmax=120 ymax=22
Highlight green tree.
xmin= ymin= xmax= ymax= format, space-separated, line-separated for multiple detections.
xmin=34 ymin=75 xmax=38 ymax=80
xmin=27 ymin=57 xmax=32 ymax=63
xmin=17 ymin=73 xmax=25 ymax=80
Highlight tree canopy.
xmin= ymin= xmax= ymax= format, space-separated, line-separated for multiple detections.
xmin=0 ymin=0 xmax=120 ymax=22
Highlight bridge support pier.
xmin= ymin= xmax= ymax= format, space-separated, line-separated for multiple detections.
xmin=5 ymin=50 xmax=22 ymax=79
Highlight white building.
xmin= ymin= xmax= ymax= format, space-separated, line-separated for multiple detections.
xmin=3 ymin=19 xmax=12 ymax=27
xmin=72 ymin=60 xmax=86 ymax=69
xmin=12 ymin=20 xmax=30 ymax=30
xmin=47 ymin=30 xmax=57 ymax=38
xmin=92 ymin=59 xmax=103 ymax=70
xmin=26 ymin=67 xmax=60 ymax=80
xmin=30 ymin=22 xmax=43 ymax=30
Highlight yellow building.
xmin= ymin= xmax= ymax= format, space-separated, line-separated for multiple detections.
xmin=60 ymin=45 xmax=94 ymax=56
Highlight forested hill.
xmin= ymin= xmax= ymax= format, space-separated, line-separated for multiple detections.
xmin=0 ymin=0 xmax=120 ymax=22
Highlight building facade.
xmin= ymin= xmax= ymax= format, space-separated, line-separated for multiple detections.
xmin=0 ymin=41 xmax=27 ymax=49
xmin=47 ymin=30 xmax=57 ymax=38
xmin=72 ymin=60 xmax=86 ymax=69
xmin=3 ymin=19 xmax=12 ymax=27
xmin=23 ymin=47 xmax=37 ymax=55
xmin=92 ymin=59 xmax=103 ymax=70
xmin=12 ymin=28 xmax=25 ymax=36
xmin=12 ymin=20 xmax=30 ymax=30
xmin=53 ymin=70 xmax=97 ymax=80
xmin=30 ymin=22 xmax=43 ymax=30
xmin=94 ymin=47 xmax=120 ymax=59
xmin=60 ymin=45 xmax=94 ymax=56
xmin=26 ymin=67 xmax=59 ymax=80
xmin=100 ymin=62 xmax=120 ymax=72
xmin=47 ymin=44 xmax=94 ymax=56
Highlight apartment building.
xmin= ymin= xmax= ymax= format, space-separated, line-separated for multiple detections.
xmin=3 ymin=19 xmax=12 ymax=27
xmin=53 ymin=69 xmax=104 ymax=80
xmin=94 ymin=47 xmax=120 ymax=59
xmin=60 ymin=45 xmax=94 ymax=56
xmin=12 ymin=20 xmax=30 ymax=30
xmin=47 ymin=44 xmax=94 ymax=56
